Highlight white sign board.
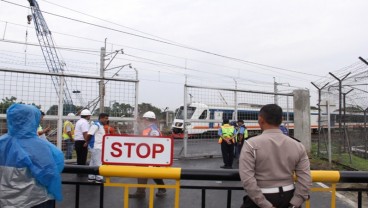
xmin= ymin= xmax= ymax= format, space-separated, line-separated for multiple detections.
xmin=102 ymin=135 xmax=173 ymax=166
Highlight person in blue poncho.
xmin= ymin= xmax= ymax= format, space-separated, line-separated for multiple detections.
xmin=0 ymin=104 xmax=64 ymax=208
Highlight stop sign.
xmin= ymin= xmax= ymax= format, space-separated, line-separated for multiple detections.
xmin=102 ymin=135 xmax=173 ymax=166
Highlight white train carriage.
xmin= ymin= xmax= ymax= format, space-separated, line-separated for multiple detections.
xmin=171 ymin=102 xmax=318 ymax=139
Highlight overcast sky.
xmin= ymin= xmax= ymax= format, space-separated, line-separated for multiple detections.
xmin=0 ymin=0 xmax=368 ymax=111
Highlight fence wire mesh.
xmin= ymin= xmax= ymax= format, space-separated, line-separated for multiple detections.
xmin=312 ymin=59 xmax=368 ymax=166
xmin=0 ymin=68 xmax=138 ymax=159
xmin=173 ymin=85 xmax=294 ymax=158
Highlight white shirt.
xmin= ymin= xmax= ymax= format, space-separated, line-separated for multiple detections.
xmin=74 ymin=118 xmax=90 ymax=141
xmin=87 ymin=122 xmax=105 ymax=150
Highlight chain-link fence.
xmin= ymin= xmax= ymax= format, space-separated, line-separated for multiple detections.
xmin=0 ymin=67 xmax=138 ymax=160
xmin=312 ymin=59 xmax=368 ymax=167
xmin=173 ymin=84 xmax=295 ymax=158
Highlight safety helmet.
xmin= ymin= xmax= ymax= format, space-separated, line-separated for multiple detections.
xmin=142 ymin=111 xmax=156 ymax=119
xmin=80 ymin=109 xmax=92 ymax=116
xmin=67 ymin=113 xmax=75 ymax=116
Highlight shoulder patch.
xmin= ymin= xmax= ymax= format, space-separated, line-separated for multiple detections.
xmin=288 ymin=136 xmax=301 ymax=142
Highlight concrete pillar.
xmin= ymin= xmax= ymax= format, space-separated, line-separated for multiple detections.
xmin=293 ymin=89 xmax=311 ymax=153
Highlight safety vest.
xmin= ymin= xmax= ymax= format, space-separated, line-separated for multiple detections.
xmin=218 ymin=124 xmax=235 ymax=144
xmin=62 ymin=120 xmax=75 ymax=140
xmin=236 ymin=125 xmax=249 ymax=142
xmin=142 ymin=124 xmax=162 ymax=136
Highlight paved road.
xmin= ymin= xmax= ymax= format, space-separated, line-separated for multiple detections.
xmin=57 ymin=157 xmax=356 ymax=208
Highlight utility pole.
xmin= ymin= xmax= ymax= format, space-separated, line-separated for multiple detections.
xmin=98 ymin=40 xmax=129 ymax=114
xmin=358 ymin=57 xmax=368 ymax=158
xmin=99 ymin=47 xmax=106 ymax=113
xmin=311 ymin=82 xmax=329 ymax=157
xmin=274 ymin=77 xmax=290 ymax=105
xmin=342 ymin=89 xmax=354 ymax=127
xmin=329 ymin=72 xmax=351 ymax=155
xmin=274 ymin=77 xmax=277 ymax=104
xmin=234 ymin=79 xmax=238 ymax=121
xmin=364 ymin=107 xmax=368 ymax=159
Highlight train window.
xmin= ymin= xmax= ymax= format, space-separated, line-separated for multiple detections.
xmin=222 ymin=110 xmax=233 ymax=121
xmin=175 ymin=106 xmax=196 ymax=119
xmin=283 ymin=112 xmax=294 ymax=121
xmin=199 ymin=110 xmax=208 ymax=119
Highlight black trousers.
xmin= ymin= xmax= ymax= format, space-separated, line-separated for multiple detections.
xmin=241 ymin=189 xmax=295 ymax=208
xmin=234 ymin=140 xmax=244 ymax=158
xmin=74 ymin=140 xmax=88 ymax=165
xmin=221 ymin=142 xmax=234 ymax=167
xmin=32 ymin=200 xmax=55 ymax=208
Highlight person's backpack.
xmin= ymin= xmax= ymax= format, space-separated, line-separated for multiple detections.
xmin=88 ymin=121 xmax=100 ymax=149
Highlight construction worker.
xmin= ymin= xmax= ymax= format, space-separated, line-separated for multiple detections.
xmin=218 ymin=118 xmax=236 ymax=169
xmin=104 ymin=120 xmax=116 ymax=134
xmin=63 ymin=113 xmax=75 ymax=160
xmin=129 ymin=111 xmax=167 ymax=198
xmin=74 ymin=109 xmax=92 ymax=170
xmin=37 ymin=111 xmax=51 ymax=141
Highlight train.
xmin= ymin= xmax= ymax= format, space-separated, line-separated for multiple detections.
xmin=171 ymin=102 xmax=367 ymax=139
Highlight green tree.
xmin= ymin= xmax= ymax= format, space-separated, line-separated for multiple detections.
xmin=93 ymin=102 xmax=163 ymax=119
xmin=46 ymin=104 xmax=80 ymax=115
xmin=0 ymin=96 xmax=18 ymax=113
xmin=138 ymin=102 xmax=162 ymax=120
xmin=94 ymin=102 xmax=135 ymax=117
xmin=0 ymin=96 xmax=40 ymax=114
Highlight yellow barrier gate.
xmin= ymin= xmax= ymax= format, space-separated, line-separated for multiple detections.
xmin=63 ymin=165 xmax=368 ymax=208
xmin=100 ymin=166 xmax=182 ymax=208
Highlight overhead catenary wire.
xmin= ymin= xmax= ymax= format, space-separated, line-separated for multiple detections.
xmin=0 ymin=42 xmax=296 ymax=89
xmin=39 ymin=0 xmax=182 ymax=45
xmin=34 ymin=1 xmax=323 ymax=82
xmin=0 ymin=39 xmax=100 ymax=53
xmin=1 ymin=0 xmax=324 ymax=78
xmin=0 ymin=18 xmax=311 ymax=86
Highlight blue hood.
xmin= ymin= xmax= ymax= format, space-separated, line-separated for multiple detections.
xmin=7 ymin=103 xmax=40 ymax=137
xmin=0 ymin=104 xmax=64 ymax=201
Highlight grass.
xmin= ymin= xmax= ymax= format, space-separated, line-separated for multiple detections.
xmin=311 ymin=142 xmax=368 ymax=171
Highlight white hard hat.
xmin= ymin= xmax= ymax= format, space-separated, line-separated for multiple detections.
xmin=80 ymin=109 xmax=92 ymax=116
xmin=67 ymin=113 xmax=75 ymax=116
xmin=142 ymin=111 xmax=156 ymax=119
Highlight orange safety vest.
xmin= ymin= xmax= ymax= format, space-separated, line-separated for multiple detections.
xmin=142 ymin=124 xmax=162 ymax=136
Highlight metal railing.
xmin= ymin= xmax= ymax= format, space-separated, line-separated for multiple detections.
xmin=62 ymin=165 xmax=368 ymax=208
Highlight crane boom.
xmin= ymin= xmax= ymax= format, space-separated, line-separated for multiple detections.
xmin=28 ymin=0 xmax=73 ymax=105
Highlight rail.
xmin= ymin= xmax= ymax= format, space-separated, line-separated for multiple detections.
xmin=62 ymin=165 xmax=368 ymax=208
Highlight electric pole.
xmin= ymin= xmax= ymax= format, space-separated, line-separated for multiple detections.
xmin=99 ymin=47 xmax=106 ymax=113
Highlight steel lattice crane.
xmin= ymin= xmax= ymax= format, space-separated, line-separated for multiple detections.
xmin=27 ymin=0 xmax=74 ymax=105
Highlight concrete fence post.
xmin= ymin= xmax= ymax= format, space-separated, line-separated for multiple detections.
xmin=293 ymin=89 xmax=311 ymax=153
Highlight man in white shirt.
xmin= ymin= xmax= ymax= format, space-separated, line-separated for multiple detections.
xmin=85 ymin=113 xmax=109 ymax=183
xmin=74 ymin=109 xmax=92 ymax=169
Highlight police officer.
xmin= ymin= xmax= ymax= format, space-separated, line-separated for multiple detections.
xmin=239 ymin=104 xmax=311 ymax=208
xmin=218 ymin=118 xmax=236 ymax=169
xmin=235 ymin=119 xmax=248 ymax=159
